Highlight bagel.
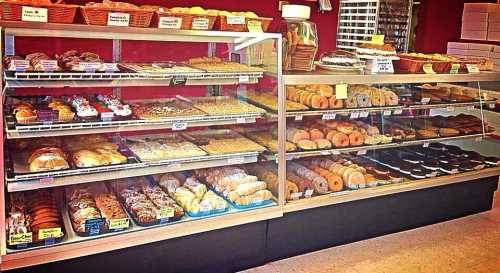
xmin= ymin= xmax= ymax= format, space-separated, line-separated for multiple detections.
xmin=337 ymin=122 xmax=354 ymax=135
xmin=328 ymin=97 xmax=344 ymax=109
xmin=348 ymin=130 xmax=365 ymax=146
xmin=311 ymin=95 xmax=329 ymax=109
xmin=332 ymin=132 xmax=350 ymax=147
xmin=345 ymin=96 xmax=358 ymax=108
xmin=383 ymin=90 xmax=399 ymax=106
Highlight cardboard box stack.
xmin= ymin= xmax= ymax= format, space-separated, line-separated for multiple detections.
xmin=461 ymin=3 xmax=500 ymax=41
xmin=447 ymin=42 xmax=499 ymax=70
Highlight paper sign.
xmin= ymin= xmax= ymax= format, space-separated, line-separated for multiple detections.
xmin=38 ymin=228 xmax=62 ymax=240
xmin=423 ymin=142 xmax=430 ymax=147
xmin=22 ymin=6 xmax=48 ymax=22
xmin=101 ymin=112 xmax=115 ymax=121
xmin=332 ymin=150 xmax=341 ymax=155
xmin=109 ymin=218 xmax=129 ymax=230
xmin=228 ymin=157 xmax=245 ymax=165
xmin=320 ymin=150 xmax=331 ymax=156
xmin=108 ymin=12 xmax=130 ymax=27
xmin=466 ymin=64 xmax=480 ymax=73
xmin=227 ymin=16 xmax=246 ymax=24
xmin=39 ymin=177 xmax=54 ymax=184
xmin=290 ymin=192 xmax=302 ymax=200
xmin=172 ymin=122 xmax=188 ymax=131
xmin=423 ymin=63 xmax=435 ymax=74
xmin=9 ymin=233 xmax=32 ymax=245
xmin=359 ymin=112 xmax=369 ymax=118
xmin=335 ymin=84 xmax=348 ymax=99
xmin=450 ymin=63 xmax=460 ymax=74
xmin=357 ymin=149 xmax=367 ymax=155
xmin=421 ymin=98 xmax=431 ymax=104
xmin=446 ymin=106 xmax=455 ymax=112
xmin=156 ymin=208 xmax=175 ymax=219
xmin=40 ymin=60 xmax=58 ymax=72
xmin=350 ymin=112 xmax=360 ymax=119
xmin=239 ymin=75 xmax=250 ymax=83
xmin=371 ymin=34 xmax=385 ymax=45
xmin=383 ymin=110 xmax=391 ymax=116
xmin=393 ymin=109 xmax=403 ymax=115
xmin=12 ymin=60 xmax=30 ymax=72
xmin=304 ymin=189 xmax=314 ymax=198
xmin=322 ymin=113 xmax=336 ymax=120
xmin=158 ymin=17 xmax=183 ymax=29
xmin=294 ymin=115 xmax=303 ymax=121
xmin=192 ymin=18 xmax=209 ymax=30
xmin=247 ymin=20 xmax=263 ymax=32
xmin=374 ymin=58 xmax=394 ymax=74
xmin=103 ymin=63 xmax=118 ymax=72
xmin=236 ymin=117 xmax=246 ymax=124
xmin=78 ymin=62 xmax=100 ymax=73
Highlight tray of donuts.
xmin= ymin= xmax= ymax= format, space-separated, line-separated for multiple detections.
xmin=285 ymin=84 xmax=400 ymax=111
xmin=66 ymin=183 xmax=131 ymax=237
xmin=6 ymin=189 xmax=66 ymax=250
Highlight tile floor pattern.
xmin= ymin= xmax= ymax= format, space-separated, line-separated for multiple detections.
xmin=242 ymin=186 xmax=500 ymax=273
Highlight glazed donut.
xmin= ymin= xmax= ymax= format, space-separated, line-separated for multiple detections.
xmin=328 ymin=97 xmax=344 ymax=109
xmin=326 ymin=174 xmax=343 ymax=192
xmin=345 ymin=96 xmax=358 ymax=108
xmin=337 ymin=166 xmax=350 ymax=177
xmin=285 ymin=181 xmax=299 ymax=200
xmin=309 ymin=128 xmax=325 ymax=140
xmin=346 ymin=171 xmax=366 ymax=189
xmin=349 ymin=130 xmax=365 ymax=146
xmin=355 ymin=94 xmax=372 ymax=108
xmin=370 ymin=90 xmax=386 ymax=106
xmin=332 ymin=132 xmax=350 ymax=147
xmin=336 ymin=122 xmax=354 ymax=135
xmin=306 ymin=92 xmax=315 ymax=106
xmin=383 ymin=90 xmax=399 ymax=106
xmin=311 ymin=95 xmax=329 ymax=109
xmin=324 ymin=120 xmax=339 ymax=129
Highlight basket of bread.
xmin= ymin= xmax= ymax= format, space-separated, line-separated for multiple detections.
xmin=144 ymin=6 xmax=217 ymax=30
xmin=1 ymin=0 xmax=78 ymax=24
xmin=214 ymin=10 xmax=272 ymax=32
xmin=81 ymin=0 xmax=153 ymax=28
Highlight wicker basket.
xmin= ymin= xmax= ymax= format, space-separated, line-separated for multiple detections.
xmin=81 ymin=6 xmax=154 ymax=28
xmin=394 ymin=56 xmax=450 ymax=73
xmin=1 ymin=2 xmax=78 ymax=23
xmin=152 ymin=12 xmax=216 ymax=30
xmin=217 ymin=16 xmax=272 ymax=32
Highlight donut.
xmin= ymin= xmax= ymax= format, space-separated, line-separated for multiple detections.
xmin=312 ymin=176 xmax=329 ymax=194
xmin=309 ymin=128 xmax=325 ymax=140
xmin=297 ymin=139 xmax=318 ymax=150
xmin=364 ymin=174 xmax=378 ymax=187
xmin=342 ymin=168 xmax=357 ymax=182
xmin=285 ymin=181 xmax=299 ymax=200
xmin=314 ymin=139 xmax=332 ymax=149
xmin=366 ymin=126 xmax=380 ymax=136
xmin=370 ymin=90 xmax=386 ymax=106
xmin=348 ymin=130 xmax=365 ymax=146
xmin=326 ymin=174 xmax=343 ymax=192
xmin=347 ymin=171 xmax=366 ymax=189
xmin=316 ymin=85 xmax=334 ymax=97
xmin=311 ymin=95 xmax=329 ymax=109
xmin=299 ymin=91 xmax=310 ymax=105
xmin=306 ymin=92 xmax=315 ymax=106
xmin=332 ymin=132 xmax=349 ymax=148
xmin=383 ymin=90 xmax=399 ymax=106
xmin=324 ymin=120 xmax=339 ymax=129
xmin=345 ymin=96 xmax=358 ymax=108
xmin=336 ymin=122 xmax=354 ymax=135
xmin=356 ymin=94 xmax=372 ymax=108
xmin=328 ymin=97 xmax=344 ymax=109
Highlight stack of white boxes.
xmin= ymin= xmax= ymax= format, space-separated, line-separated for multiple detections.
xmin=461 ymin=3 xmax=500 ymax=41
xmin=447 ymin=42 xmax=500 ymax=70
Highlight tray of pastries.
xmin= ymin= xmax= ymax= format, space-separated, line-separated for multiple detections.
xmin=243 ymin=90 xmax=309 ymax=112
xmin=153 ymin=172 xmax=229 ymax=217
xmin=6 ymin=189 xmax=65 ymax=249
xmin=179 ymin=95 xmax=266 ymax=116
xmin=232 ymin=125 xmax=297 ymax=153
xmin=125 ymin=133 xmax=207 ymax=162
xmin=3 ymin=52 xmax=62 ymax=74
xmin=66 ymin=183 xmax=130 ymax=236
xmin=186 ymin=57 xmax=265 ymax=73
xmin=118 ymin=62 xmax=204 ymax=74
xmin=56 ymin=50 xmax=119 ymax=72
xmin=194 ymin=167 xmax=275 ymax=209
xmin=8 ymin=97 xmax=76 ymax=125
xmin=112 ymin=177 xmax=184 ymax=226
xmin=182 ymin=129 xmax=266 ymax=155
xmin=129 ymin=98 xmax=206 ymax=120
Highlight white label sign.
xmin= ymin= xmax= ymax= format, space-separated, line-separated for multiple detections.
xmin=78 ymin=62 xmax=100 ymax=72
xmin=383 ymin=110 xmax=391 ymax=116
xmin=12 ymin=60 xmax=30 ymax=72
xmin=373 ymin=58 xmax=394 ymax=74
xmin=40 ymin=60 xmax=58 ymax=72
xmin=228 ymin=157 xmax=245 ymax=165
xmin=322 ymin=113 xmax=336 ymax=120
xmin=350 ymin=112 xmax=360 ymax=119
xmin=304 ymin=189 xmax=314 ymax=198
xmin=227 ymin=16 xmax=246 ymax=25
xmin=359 ymin=111 xmax=369 ymax=118
xmin=466 ymin=64 xmax=480 ymax=73
xmin=236 ymin=117 xmax=246 ymax=124
xmin=357 ymin=149 xmax=367 ymax=155
xmin=421 ymin=98 xmax=431 ymax=104
xmin=103 ymin=63 xmax=118 ymax=72
xmin=108 ymin=12 xmax=130 ymax=27
xmin=192 ymin=18 xmax=209 ymax=30
xmin=393 ymin=109 xmax=403 ymax=115
xmin=290 ymin=192 xmax=302 ymax=200
xmin=294 ymin=115 xmax=303 ymax=121
xmin=239 ymin=75 xmax=250 ymax=83
xmin=22 ymin=6 xmax=48 ymax=22
xmin=101 ymin=112 xmax=114 ymax=121
xmin=172 ymin=122 xmax=187 ymax=131
xmin=158 ymin=17 xmax=183 ymax=29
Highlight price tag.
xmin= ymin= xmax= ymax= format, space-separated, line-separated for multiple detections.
xmin=359 ymin=111 xmax=369 ymax=118
xmin=239 ymin=75 xmax=250 ymax=83
xmin=466 ymin=64 xmax=480 ymax=73
xmin=107 ymin=12 xmax=130 ymax=27
xmin=192 ymin=18 xmax=209 ymax=30
xmin=156 ymin=207 xmax=175 ymax=219
xmin=38 ymin=228 xmax=62 ymax=240
xmin=39 ymin=177 xmax=54 ymax=184
xmin=101 ymin=112 xmax=114 ymax=122
xmin=383 ymin=110 xmax=391 ymax=116
xmin=304 ymin=189 xmax=314 ymax=198
xmin=78 ymin=62 xmax=100 ymax=73
xmin=421 ymin=98 xmax=431 ymax=104
xmin=322 ymin=113 xmax=336 ymax=120
xmin=216 ymin=203 xmax=227 ymax=211
xmin=374 ymin=58 xmax=394 ymax=74
xmin=22 ymin=6 xmax=47 ymax=22
xmin=158 ymin=17 xmax=182 ymax=29
xmin=236 ymin=117 xmax=246 ymax=124
xmin=171 ymin=76 xmax=187 ymax=86
xmin=488 ymin=103 xmax=495 ymax=109
xmin=290 ymin=192 xmax=303 ymax=200
xmin=227 ymin=16 xmax=246 ymax=24
xmin=450 ymin=63 xmax=460 ymax=74
xmin=320 ymin=150 xmax=331 ymax=156
xmin=103 ymin=63 xmax=118 ymax=72
xmin=467 ymin=105 xmax=475 ymax=111
xmin=253 ymin=197 xmax=264 ymax=205
xmin=40 ymin=60 xmax=58 ymax=72
xmin=371 ymin=34 xmax=385 ymax=45
xmin=294 ymin=115 xmax=303 ymax=121
xmin=357 ymin=149 xmax=367 ymax=155
xmin=247 ymin=20 xmax=263 ymax=32
xmin=350 ymin=112 xmax=360 ymax=119
xmin=85 ymin=218 xmax=105 ymax=235
xmin=168 ymin=162 xmax=182 ymax=169
xmin=172 ymin=122 xmax=188 ymax=131
xmin=335 ymin=84 xmax=348 ymax=99
xmin=9 ymin=233 xmax=32 ymax=245
xmin=12 ymin=60 xmax=30 ymax=72
xmin=330 ymin=191 xmax=350 ymax=197
xmin=109 ymin=218 xmax=129 ymax=230
xmin=393 ymin=109 xmax=403 ymax=115
xmin=423 ymin=63 xmax=435 ymax=74
xmin=332 ymin=150 xmax=341 ymax=155
xmin=228 ymin=157 xmax=245 ymax=165
xmin=423 ymin=142 xmax=430 ymax=147
xmin=446 ymin=106 xmax=455 ymax=112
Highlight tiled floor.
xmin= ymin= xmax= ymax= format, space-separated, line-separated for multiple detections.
xmin=242 ymin=185 xmax=500 ymax=273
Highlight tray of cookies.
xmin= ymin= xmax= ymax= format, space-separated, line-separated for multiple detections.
xmin=128 ymin=98 xmax=206 ymax=120
xmin=118 ymin=62 xmax=204 ymax=74
xmin=66 ymin=183 xmax=131 ymax=237
xmin=153 ymin=172 xmax=229 ymax=218
xmin=182 ymin=129 xmax=267 ymax=155
xmin=178 ymin=96 xmax=267 ymax=116
xmin=6 ymin=189 xmax=66 ymax=250
xmin=112 ymin=177 xmax=184 ymax=227
xmin=186 ymin=57 xmax=265 ymax=73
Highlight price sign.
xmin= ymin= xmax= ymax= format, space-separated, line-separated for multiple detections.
xmin=171 ymin=76 xmax=187 ymax=86
xmin=22 ymin=6 xmax=47 ymax=22
xmin=423 ymin=142 xmax=430 ymax=148
xmin=85 ymin=218 xmax=105 ymax=235
xmin=446 ymin=106 xmax=455 ymax=112
xmin=158 ymin=17 xmax=183 ymax=29
xmin=40 ymin=60 xmax=58 ymax=72
xmin=38 ymin=228 xmax=62 ymax=240
xmin=39 ymin=177 xmax=54 ymax=184
xmin=9 ymin=233 xmax=32 ymax=245
xmin=108 ymin=12 xmax=130 ymax=27
xmin=192 ymin=18 xmax=209 ymax=30
xmin=247 ymin=20 xmax=263 ymax=32
xmin=393 ymin=109 xmax=403 ymax=115
xmin=357 ymin=149 xmax=367 ymax=155
xmin=423 ymin=63 xmax=435 ymax=74
xmin=286 ymin=154 xmax=298 ymax=161
xmin=335 ymin=84 xmax=348 ymax=99
xmin=227 ymin=16 xmax=246 ymax=24
xmin=12 ymin=60 xmax=30 ymax=72
xmin=383 ymin=110 xmax=392 ymax=116
xmin=466 ymin=64 xmax=480 ymax=73
xmin=172 ymin=122 xmax=188 ymax=131
xmin=488 ymin=103 xmax=495 ymax=109
xmin=156 ymin=207 xmax=175 ymax=219
xmin=101 ymin=112 xmax=114 ymax=122
xmin=450 ymin=63 xmax=460 ymax=74
xmin=350 ymin=112 xmax=360 ymax=119
xmin=304 ymin=189 xmax=314 ymax=198
xmin=109 ymin=218 xmax=129 ymax=230
xmin=239 ymin=75 xmax=250 ymax=83
xmin=373 ymin=58 xmax=394 ymax=74
xmin=290 ymin=192 xmax=302 ymax=200
xmin=320 ymin=150 xmax=331 ymax=156
xmin=359 ymin=111 xmax=369 ymax=118
xmin=322 ymin=113 xmax=336 ymax=120
xmin=371 ymin=34 xmax=385 ymax=45
xmin=332 ymin=150 xmax=341 ymax=155
xmin=78 ymin=62 xmax=100 ymax=73
xmin=467 ymin=105 xmax=475 ymax=111
xmin=228 ymin=157 xmax=245 ymax=165
xmin=103 ymin=63 xmax=118 ymax=72
xmin=421 ymin=98 xmax=431 ymax=104
xmin=236 ymin=117 xmax=246 ymax=124
xmin=294 ymin=115 xmax=303 ymax=121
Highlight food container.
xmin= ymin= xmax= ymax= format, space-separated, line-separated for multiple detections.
xmin=80 ymin=6 xmax=154 ymax=28
xmin=153 ymin=11 xmax=216 ymax=30
xmin=1 ymin=2 xmax=78 ymax=24
xmin=394 ymin=55 xmax=450 ymax=73
xmin=280 ymin=5 xmax=318 ymax=71
xmin=217 ymin=15 xmax=272 ymax=32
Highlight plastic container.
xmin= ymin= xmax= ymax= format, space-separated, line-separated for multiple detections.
xmin=280 ymin=5 xmax=318 ymax=71
xmin=1 ymin=2 xmax=78 ymax=24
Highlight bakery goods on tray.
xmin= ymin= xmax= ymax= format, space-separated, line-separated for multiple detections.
xmin=317 ymin=51 xmax=365 ymax=70
xmin=244 ymin=90 xmax=309 ymax=112
xmin=356 ymin=43 xmax=397 ymax=58
xmin=243 ymin=163 xmax=296 ymax=200
xmin=4 ymin=52 xmax=62 ymax=72
xmin=119 ymin=63 xmax=202 ymax=74
xmin=70 ymin=96 xmax=98 ymax=120
xmin=11 ymin=97 xmax=76 ymax=124
xmin=125 ymin=134 xmax=207 ymax=161
xmin=287 ymin=161 xmax=329 ymax=195
xmin=155 ymin=172 xmax=228 ymax=215
xmin=189 ymin=96 xmax=266 ymax=115
xmin=56 ymin=50 xmax=117 ymax=72
xmin=183 ymin=130 xmax=266 ymax=155
xmin=194 ymin=167 xmax=274 ymax=207
xmin=233 ymin=126 xmax=296 ymax=153
xmin=12 ymin=137 xmax=70 ymax=173
xmin=12 ymin=102 xmax=38 ymax=124
xmin=187 ymin=57 xmax=265 ymax=73
xmin=64 ymin=134 xmax=128 ymax=167
xmin=131 ymin=99 xmax=205 ymax=120
xmin=6 ymin=189 xmax=64 ymax=246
